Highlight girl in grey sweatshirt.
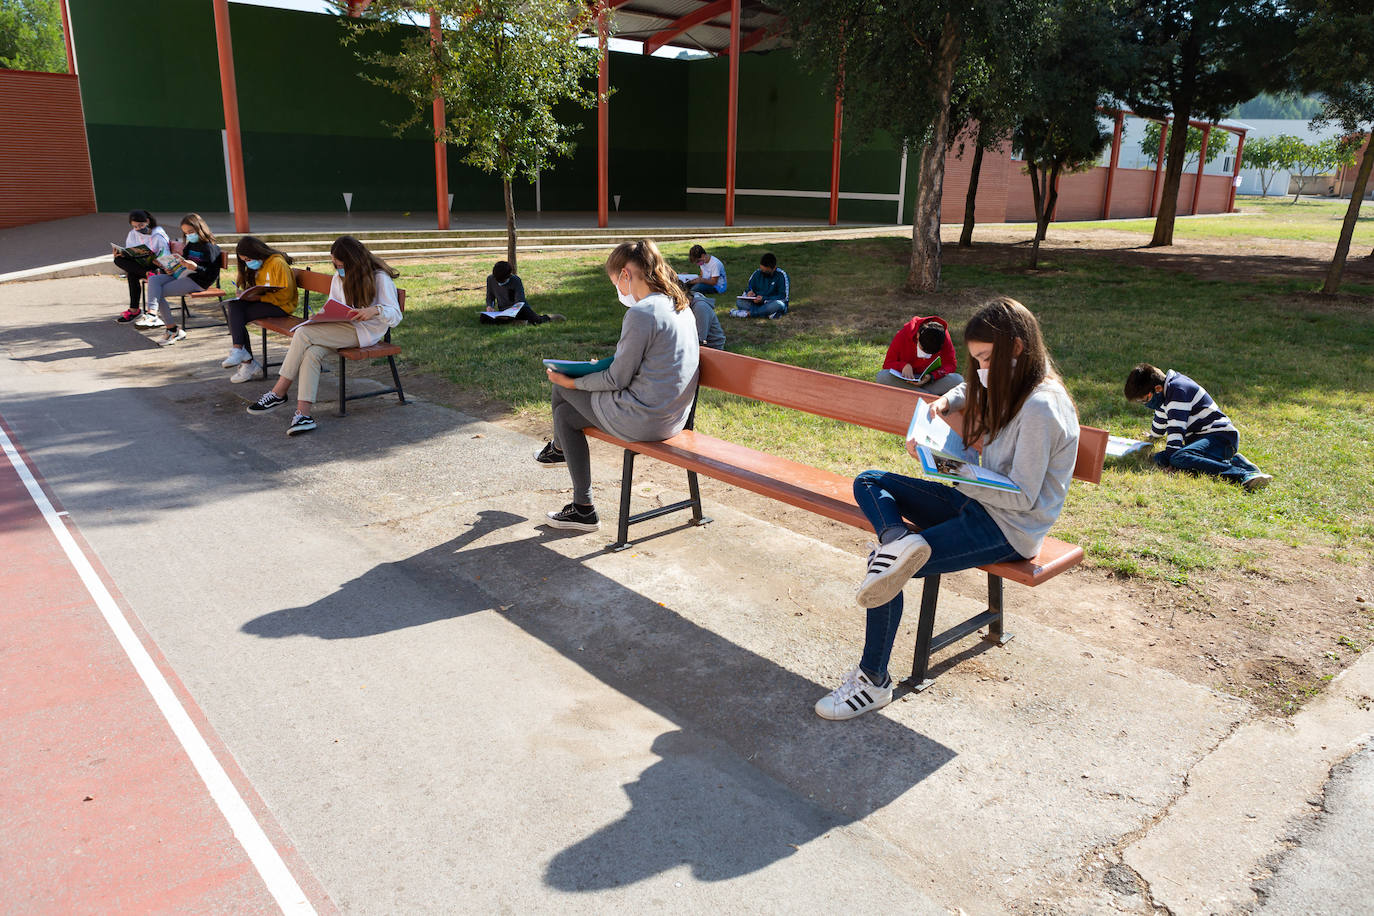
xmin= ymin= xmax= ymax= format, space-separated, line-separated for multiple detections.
xmin=536 ymin=240 xmax=701 ymax=533
xmin=816 ymin=297 xmax=1080 ymax=722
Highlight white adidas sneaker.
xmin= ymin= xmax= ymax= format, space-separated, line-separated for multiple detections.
xmin=815 ymin=666 xmax=893 ymax=720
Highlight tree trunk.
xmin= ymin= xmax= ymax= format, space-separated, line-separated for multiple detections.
xmin=1149 ymin=104 xmax=1193 ymax=247
xmin=958 ymin=141 xmax=985 ymax=248
xmin=503 ymin=179 xmax=517 ymax=271
xmin=906 ymin=14 xmax=960 ymax=293
xmin=1037 ymin=163 xmax=1061 ymax=246
xmin=1321 ymin=141 xmax=1374 ymax=295
xmin=1027 ymin=161 xmax=1045 ymax=270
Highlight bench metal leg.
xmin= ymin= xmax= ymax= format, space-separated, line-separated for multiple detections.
xmin=388 ymin=355 xmax=406 ymax=405
xmin=907 ymin=575 xmax=941 ymax=692
xmin=608 ymin=450 xmax=636 ymax=552
xmin=259 ymin=327 xmax=270 ymax=379
xmin=686 ymin=470 xmax=712 ymax=526
xmin=605 ymin=451 xmax=713 ymax=552
xmin=985 ymin=574 xmax=1013 ymax=646
xmin=337 ymin=355 xmax=348 ymax=416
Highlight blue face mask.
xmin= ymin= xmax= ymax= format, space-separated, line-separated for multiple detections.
xmin=1146 ymin=391 xmax=1166 ymax=410
xmin=245 ymin=258 xmax=263 ymax=271
xmin=336 ymin=267 xmax=345 ymax=277
xmin=185 ymin=232 xmax=199 ymax=243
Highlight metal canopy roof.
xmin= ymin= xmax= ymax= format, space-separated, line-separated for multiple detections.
xmin=601 ymin=0 xmax=789 ymax=55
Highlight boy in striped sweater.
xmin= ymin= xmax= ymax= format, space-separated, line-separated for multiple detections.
xmin=1124 ymin=364 xmax=1272 ymax=492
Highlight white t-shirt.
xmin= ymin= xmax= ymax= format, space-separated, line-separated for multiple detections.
xmin=697 ymin=255 xmax=726 ymax=292
xmin=125 ymin=226 xmax=170 ymax=257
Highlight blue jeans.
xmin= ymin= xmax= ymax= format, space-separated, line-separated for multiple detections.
xmin=852 ymin=470 xmax=1022 ymax=679
xmin=689 ymin=281 xmax=725 ymax=296
xmin=1154 ymin=433 xmax=1259 ymax=484
xmin=745 ymin=298 xmax=787 ymax=318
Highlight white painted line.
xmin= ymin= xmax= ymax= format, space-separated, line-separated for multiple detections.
xmin=687 ymin=186 xmax=902 ymax=202
xmin=0 ymin=423 xmax=316 ymax=916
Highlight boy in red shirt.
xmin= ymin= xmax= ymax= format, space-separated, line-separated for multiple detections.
xmin=876 ymin=315 xmax=962 ymax=394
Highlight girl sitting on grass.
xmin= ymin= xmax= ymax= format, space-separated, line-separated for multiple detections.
xmin=534 ymin=239 xmax=700 ymax=532
xmin=816 ymin=296 xmax=1080 ymax=721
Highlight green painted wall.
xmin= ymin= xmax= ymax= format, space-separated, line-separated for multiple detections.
xmin=70 ymin=0 xmax=902 ymax=221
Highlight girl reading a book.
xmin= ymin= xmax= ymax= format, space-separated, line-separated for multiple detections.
xmin=113 ymin=210 xmax=171 ymax=323
xmin=245 ymin=236 xmax=401 ymax=437
xmin=816 ymin=297 xmax=1080 ymax=721
xmin=222 ymin=237 xmax=299 ymax=382
xmin=145 ymin=214 xmax=223 ymax=346
xmin=533 ymin=239 xmax=700 ymax=532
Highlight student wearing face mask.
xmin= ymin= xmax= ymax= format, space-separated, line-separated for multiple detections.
xmin=876 ymin=314 xmax=963 ymax=395
xmin=113 ymin=210 xmax=172 ymax=323
xmin=480 ymin=260 xmax=562 ymax=325
xmin=533 ymin=239 xmax=700 ymax=532
xmin=143 ymin=213 xmax=223 ymax=344
xmin=221 ymin=237 xmax=299 ymax=381
xmin=816 ymin=297 xmax=1080 ymax=721
xmin=245 ymin=235 xmax=401 ymax=436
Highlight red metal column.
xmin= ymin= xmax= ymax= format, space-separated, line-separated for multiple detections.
xmin=597 ymin=7 xmax=609 ymax=228
xmin=212 ymin=0 xmax=250 ymax=232
xmin=724 ymin=0 xmax=741 ymax=227
xmin=1228 ymin=130 xmax=1246 ymax=212
xmin=57 ymin=0 xmax=75 ymax=73
xmin=1102 ymin=110 xmax=1124 ymax=219
xmin=828 ymin=83 xmax=842 ymax=225
xmin=1148 ymin=119 xmax=1169 ymax=218
xmin=1190 ymin=124 xmax=1210 ymax=215
xmin=430 ymin=10 xmax=450 ymax=230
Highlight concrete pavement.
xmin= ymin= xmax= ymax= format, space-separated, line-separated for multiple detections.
xmin=1 ymin=274 xmax=1371 ymax=914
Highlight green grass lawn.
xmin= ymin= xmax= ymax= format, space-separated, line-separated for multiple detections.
xmin=304 ymin=236 xmax=1374 ymax=584
xmin=1069 ymin=195 xmax=1374 ymax=246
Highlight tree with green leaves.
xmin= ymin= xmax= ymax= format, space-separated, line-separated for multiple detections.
xmin=778 ymin=0 xmax=1045 ymax=292
xmin=1013 ymin=0 xmax=1118 ymax=269
xmin=0 ymin=0 xmax=66 ymax=73
xmin=1138 ymin=121 xmax=1231 ymax=170
xmin=949 ymin=52 xmax=1026 ymax=249
xmin=1118 ymin=0 xmax=1294 ymax=247
xmin=1292 ymin=0 xmax=1373 ymax=291
xmin=1240 ymin=134 xmax=1299 ymax=196
xmin=1287 ymin=136 xmax=1360 ymax=203
xmin=337 ymin=0 xmax=602 ymax=270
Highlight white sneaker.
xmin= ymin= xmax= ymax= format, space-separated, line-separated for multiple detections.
xmin=815 ymin=666 xmax=893 ymax=721
xmin=730 ymin=309 xmax=748 ymax=318
xmin=230 ymin=359 xmax=261 ymax=383
xmin=856 ymin=532 xmax=932 ymax=608
xmin=157 ymin=327 xmax=186 ymax=346
xmin=135 ymin=312 xmax=163 ymax=328
xmin=222 ymin=348 xmax=252 ymax=368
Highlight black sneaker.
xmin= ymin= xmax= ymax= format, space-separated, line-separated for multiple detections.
xmin=534 ymin=441 xmax=566 ymax=467
xmin=287 ymin=412 xmax=316 ymax=436
xmin=545 ymin=503 xmax=599 ymax=532
xmin=247 ymin=391 xmax=287 ymax=414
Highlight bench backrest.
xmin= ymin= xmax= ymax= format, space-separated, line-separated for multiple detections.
xmin=698 ymin=348 xmax=1108 ymax=484
xmin=293 ymin=267 xmax=407 ymax=313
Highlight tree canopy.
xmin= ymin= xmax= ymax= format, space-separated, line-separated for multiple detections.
xmin=0 ymin=0 xmax=66 ymax=73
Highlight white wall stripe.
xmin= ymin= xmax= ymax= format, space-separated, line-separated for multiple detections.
xmin=0 ymin=423 xmax=316 ymax=916
xmin=686 ymin=186 xmax=902 ymax=202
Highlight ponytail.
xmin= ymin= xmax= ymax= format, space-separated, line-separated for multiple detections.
xmin=605 ymin=239 xmax=690 ymax=312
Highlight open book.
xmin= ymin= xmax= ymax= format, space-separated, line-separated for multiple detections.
xmin=111 ymin=242 xmax=156 ymax=264
xmin=1106 ymin=435 xmax=1151 ymax=459
xmin=483 ymin=303 xmax=526 ymax=320
xmin=543 ymin=356 xmax=613 ymax=378
xmin=677 ymin=273 xmax=699 ymax=283
xmin=905 ymin=399 xmax=1021 ymax=493
xmin=295 ymin=298 xmax=358 ymax=326
xmin=154 ymin=252 xmax=192 ymax=279
xmin=884 ymin=355 xmax=943 ymax=387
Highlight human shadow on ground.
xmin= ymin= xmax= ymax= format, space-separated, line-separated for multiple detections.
xmin=0 ymin=315 xmax=159 ymax=362
xmin=242 ymin=509 xmax=957 ymax=888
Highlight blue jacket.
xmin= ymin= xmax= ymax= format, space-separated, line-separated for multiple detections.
xmin=745 ymin=268 xmax=790 ymax=304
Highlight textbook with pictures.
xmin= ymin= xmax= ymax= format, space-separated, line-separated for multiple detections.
xmin=543 ymin=356 xmax=613 ymax=378
xmin=111 ymin=242 xmax=155 ymax=263
xmin=884 ymin=355 xmax=943 ymax=387
xmin=905 ymin=399 xmax=1021 ymax=493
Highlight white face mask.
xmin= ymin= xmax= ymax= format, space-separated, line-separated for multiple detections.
xmin=976 ymin=358 xmax=1016 ymax=389
xmin=614 ymin=273 xmax=637 ymax=308
xmin=915 ymin=346 xmax=932 ymax=360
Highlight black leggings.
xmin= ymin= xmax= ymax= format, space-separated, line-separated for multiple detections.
xmin=225 ymin=298 xmax=290 ymax=348
xmin=480 ymin=304 xmax=547 ymax=325
xmin=114 ymin=255 xmax=149 ymax=309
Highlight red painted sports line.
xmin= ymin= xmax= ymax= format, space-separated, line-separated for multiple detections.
xmin=0 ymin=417 xmax=329 ymax=915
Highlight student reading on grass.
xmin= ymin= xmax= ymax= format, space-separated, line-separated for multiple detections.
xmin=816 ymin=297 xmax=1080 ymax=721
xmin=245 ymin=236 xmax=401 ymax=437
xmin=113 ymin=210 xmax=171 ymax=323
xmin=534 ymin=239 xmax=700 ymax=532
xmin=730 ymin=252 xmax=790 ymax=319
xmin=221 ymin=237 xmax=299 ymax=382
xmin=146 ymin=214 xmax=222 ymax=346
xmin=480 ymin=260 xmax=562 ymax=325
xmin=684 ymin=244 xmax=727 ymax=296
xmin=683 ymin=281 xmax=726 ymax=350
xmin=1124 ymin=363 xmax=1272 ymax=492
xmin=876 ymin=314 xmax=963 ymax=394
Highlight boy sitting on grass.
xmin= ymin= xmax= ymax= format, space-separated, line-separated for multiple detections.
xmin=731 ymin=252 xmax=789 ymax=319
xmin=1124 ymin=363 xmax=1272 ymax=492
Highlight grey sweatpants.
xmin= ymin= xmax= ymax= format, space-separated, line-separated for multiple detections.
xmin=551 ymin=385 xmax=598 ymax=505
xmin=148 ymin=273 xmax=206 ymax=326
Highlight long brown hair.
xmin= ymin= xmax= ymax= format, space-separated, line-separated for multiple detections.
xmin=179 ymin=213 xmax=216 ymax=245
xmin=605 ymin=240 xmax=690 ymax=312
xmin=331 ymin=235 xmax=399 ymax=309
xmin=235 ymin=236 xmax=293 ymax=287
xmin=961 ymin=296 xmax=1060 ymax=444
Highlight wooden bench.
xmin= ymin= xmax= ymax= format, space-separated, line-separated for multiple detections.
xmin=585 ymin=348 xmax=1108 ymax=691
xmin=249 ymin=267 xmax=407 ymax=416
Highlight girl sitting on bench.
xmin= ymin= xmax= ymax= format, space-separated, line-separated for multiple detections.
xmin=816 ymin=297 xmax=1080 ymax=721
xmin=245 ymin=236 xmax=401 ymax=437
xmin=113 ymin=210 xmax=171 ymax=324
xmin=147 ymin=214 xmax=222 ymax=346
xmin=533 ymin=239 xmax=700 ymax=532
xmin=222 ymin=237 xmax=299 ymax=382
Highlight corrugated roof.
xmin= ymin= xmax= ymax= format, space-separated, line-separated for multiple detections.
xmin=603 ymin=0 xmax=789 ymax=55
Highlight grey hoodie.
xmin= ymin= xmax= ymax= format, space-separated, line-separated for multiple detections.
xmin=574 ymin=293 xmax=700 ymax=442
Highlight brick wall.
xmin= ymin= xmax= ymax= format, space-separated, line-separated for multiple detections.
xmin=0 ymin=70 xmax=97 ymax=229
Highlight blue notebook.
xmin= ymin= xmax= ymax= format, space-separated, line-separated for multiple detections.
xmin=543 ymin=356 xmax=613 ymax=378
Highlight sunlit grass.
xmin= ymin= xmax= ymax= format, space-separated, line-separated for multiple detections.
xmin=1068 ymin=195 xmax=1374 ymax=246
